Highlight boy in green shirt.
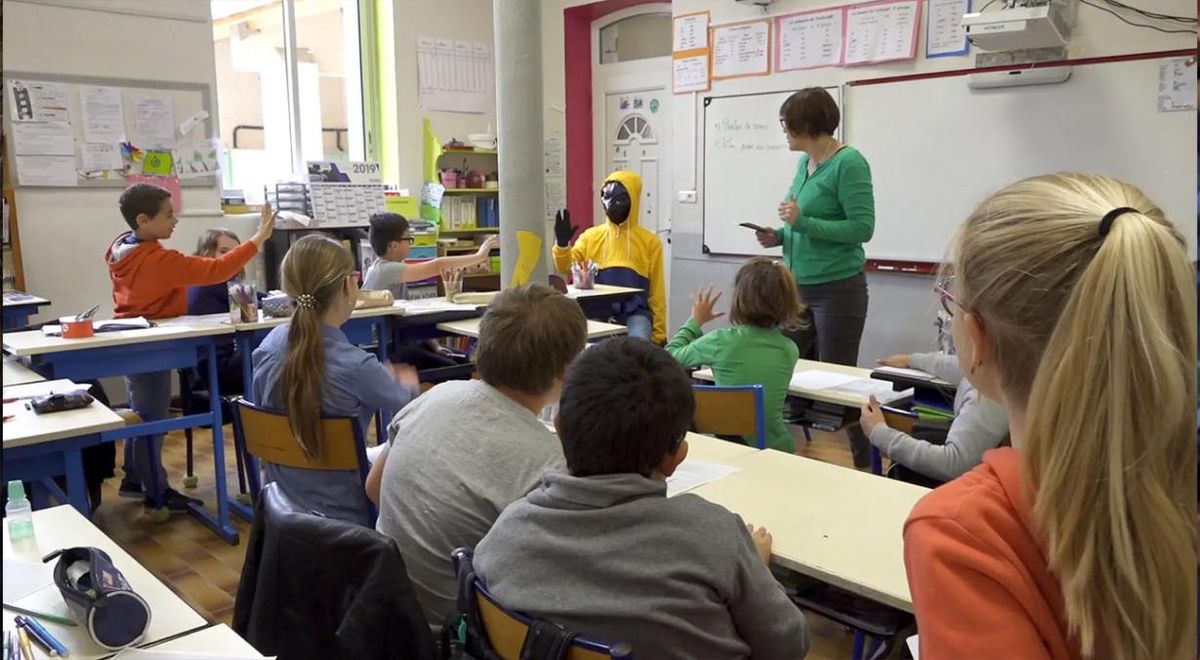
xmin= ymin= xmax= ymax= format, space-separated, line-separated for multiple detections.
xmin=666 ymin=258 xmax=806 ymax=452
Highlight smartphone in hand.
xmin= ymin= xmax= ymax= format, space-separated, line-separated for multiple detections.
xmin=739 ymin=222 xmax=770 ymax=232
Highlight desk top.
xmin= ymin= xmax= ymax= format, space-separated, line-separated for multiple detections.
xmin=3 ymin=356 xmax=45 ymax=386
xmin=681 ymin=432 xmax=760 ymax=464
xmin=2 ymin=380 xmax=126 ymax=448
xmin=566 ymin=284 xmax=641 ymax=300
xmin=3 ymin=506 xmax=208 ymax=659
xmin=145 ymin=624 xmax=263 ymax=656
xmin=695 ymin=359 xmax=909 ymax=408
xmin=2 ymin=292 xmax=51 ymax=308
xmin=2 ymin=322 xmax=233 ymax=357
xmin=689 ymin=449 xmax=928 ymax=612
xmin=437 ymin=317 xmax=627 ymax=340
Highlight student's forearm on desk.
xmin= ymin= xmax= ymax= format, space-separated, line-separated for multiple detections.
xmin=911 ymin=352 xmax=962 ymax=384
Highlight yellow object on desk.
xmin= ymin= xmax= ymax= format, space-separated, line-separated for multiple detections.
xmin=511 ymin=231 xmax=542 ymax=286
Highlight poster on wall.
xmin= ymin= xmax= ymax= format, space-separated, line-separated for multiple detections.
xmin=673 ymin=11 xmax=709 ymax=52
xmin=844 ymin=0 xmax=921 ymax=65
xmin=416 ymin=37 xmax=493 ymax=114
xmin=80 ymin=86 xmax=126 ymax=142
xmin=711 ymin=20 xmax=771 ymax=80
xmin=926 ymin=0 xmax=971 ymax=58
xmin=6 ymin=80 xmax=70 ymax=123
xmin=1157 ymin=57 xmax=1197 ymax=112
xmin=673 ymin=11 xmax=711 ymax=94
xmin=775 ymin=8 xmax=845 ymax=72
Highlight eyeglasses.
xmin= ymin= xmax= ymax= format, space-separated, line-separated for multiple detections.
xmin=778 ymin=117 xmax=787 ymax=130
xmin=934 ymin=275 xmax=960 ymax=317
xmin=398 ymin=236 xmax=415 ymax=245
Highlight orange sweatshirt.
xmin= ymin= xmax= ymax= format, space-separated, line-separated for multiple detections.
xmin=106 ymin=232 xmax=259 ymax=319
xmin=903 ymin=448 xmax=1080 ymax=660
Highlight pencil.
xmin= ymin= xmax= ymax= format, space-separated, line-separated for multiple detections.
xmin=1 ymin=604 xmax=76 ymax=627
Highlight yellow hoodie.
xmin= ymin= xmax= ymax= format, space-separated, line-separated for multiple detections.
xmin=553 ymin=170 xmax=666 ymax=343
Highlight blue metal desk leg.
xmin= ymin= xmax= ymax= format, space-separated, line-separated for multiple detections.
xmin=375 ymin=317 xmax=390 ymax=444
xmin=870 ymin=446 xmax=883 ymax=476
xmin=63 ymin=449 xmax=91 ymax=517
xmin=227 ymin=334 xmax=256 ymax=523
xmin=200 ymin=342 xmax=239 ymax=543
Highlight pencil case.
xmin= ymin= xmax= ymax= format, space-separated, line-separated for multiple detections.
xmin=42 ymin=546 xmax=151 ymax=650
xmin=29 ymin=391 xmax=94 ymax=414
xmin=261 ymin=292 xmax=294 ymax=318
xmin=355 ymin=290 xmax=394 ymax=310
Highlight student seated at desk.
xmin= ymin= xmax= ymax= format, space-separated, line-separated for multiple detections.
xmin=860 ymin=351 xmax=1008 ymax=486
xmin=903 ymin=174 xmax=1195 ymax=659
xmin=475 ymin=338 xmax=810 ymax=659
xmin=106 ymin=183 xmax=276 ymax=511
xmin=252 ymin=234 xmax=419 ymax=526
xmin=186 ymin=228 xmax=259 ymax=395
xmin=362 ymin=212 xmax=496 ymax=369
xmin=665 ymin=258 xmax=806 ymax=452
xmin=365 ymin=283 xmax=586 ymax=623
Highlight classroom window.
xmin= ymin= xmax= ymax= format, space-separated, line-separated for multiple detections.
xmin=211 ymin=0 xmax=366 ymax=201
xmin=598 ymin=13 xmax=672 ymax=65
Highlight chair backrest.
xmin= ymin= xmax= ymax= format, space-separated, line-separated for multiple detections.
xmin=233 ymin=397 xmax=366 ymax=471
xmin=452 ymin=549 xmax=632 ymax=660
xmin=692 ymin=384 xmax=767 ymax=449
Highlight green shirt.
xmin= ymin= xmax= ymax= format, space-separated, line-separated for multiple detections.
xmin=775 ymin=146 xmax=875 ymax=286
xmin=666 ymin=319 xmax=800 ymax=452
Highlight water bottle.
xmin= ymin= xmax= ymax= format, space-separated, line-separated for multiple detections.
xmin=6 ymin=480 xmax=35 ymax=541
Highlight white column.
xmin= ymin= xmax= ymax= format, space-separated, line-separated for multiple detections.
xmin=493 ymin=0 xmax=546 ymax=287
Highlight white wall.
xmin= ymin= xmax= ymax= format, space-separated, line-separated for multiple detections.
xmin=3 ymin=0 xmax=263 ymax=329
xmin=664 ymin=0 xmax=1193 ymax=365
xmin=391 ymin=0 xmax=498 ymax=195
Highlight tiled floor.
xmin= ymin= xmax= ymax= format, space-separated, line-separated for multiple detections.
xmin=88 ymin=423 xmax=862 ymax=657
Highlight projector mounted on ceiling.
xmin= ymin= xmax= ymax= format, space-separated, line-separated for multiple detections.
xmin=962 ymin=3 xmax=1073 ymax=51
xmin=733 ymin=0 xmax=773 ymax=7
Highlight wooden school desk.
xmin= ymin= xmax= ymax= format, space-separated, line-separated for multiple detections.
xmin=3 ymin=379 xmax=126 ymax=515
xmin=694 ymin=359 xmax=911 ymax=409
xmin=678 ymin=432 xmax=760 ymax=464
xmin=2 ymin=291 xmax=51 ymax=330
xmin=437 ymin=317 xmax=627 ymax=341
xmin=3 ymin=505 xmax=208 ymax=660
xmin=3 ymin=322 xmax=242 ymax=543
xmin=145 ymin=624 xmax=262 ymax=655
xmin=688 ymin=449 xmax=929 ymax=612
xmin=3 ymin=355 xmax=44 ymax=386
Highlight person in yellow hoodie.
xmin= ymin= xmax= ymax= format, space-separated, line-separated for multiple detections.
xmin=553 ymin=170 xmax=666 ymax=343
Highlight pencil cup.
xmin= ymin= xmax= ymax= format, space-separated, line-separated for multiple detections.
xmin=59 ymin=316 xmax=95 ymax=338
xmin=228 ymin=281 xmax=258 ymax=323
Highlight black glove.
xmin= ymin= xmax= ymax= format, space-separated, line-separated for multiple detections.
xmin=554 ymin=209 xmax=578 ymax=248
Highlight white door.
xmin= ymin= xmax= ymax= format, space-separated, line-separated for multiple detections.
xmin=593 ymin=9 xmax=672 ymax=306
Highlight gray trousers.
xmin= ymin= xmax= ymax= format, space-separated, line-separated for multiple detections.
xmin=783 ymin=271 xmax=872 ymax=467
xmin=123 ymin=370 xmax=172 ymax=498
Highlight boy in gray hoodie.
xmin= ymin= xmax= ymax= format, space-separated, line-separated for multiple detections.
xmin=474 ymin=338 xmax=810 ymax=660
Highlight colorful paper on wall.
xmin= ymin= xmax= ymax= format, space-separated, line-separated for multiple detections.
xmin=142 ymin=150 xmax=175 ymax=176
xmin=844 ymin=0 xmax=921 ymax=65
xmin=775 ymin=8 xmax=845 ymax=71
xmin=511 ymin=231 xmax=542 ymax=286
xmin=926 ymin=0 xmax=971 ymax=58
xmin=176 ymin=139 xmax=223 ymax=179
xmin=126 ymin=174 xmax=182 ymax=211
xmin=711 ymin=20 xmax=771 ymax=80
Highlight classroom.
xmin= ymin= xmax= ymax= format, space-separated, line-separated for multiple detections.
xmin=1 ymin=0 xmax=1196 ymax=658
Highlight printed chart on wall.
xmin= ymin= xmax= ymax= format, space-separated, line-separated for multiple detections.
xmin=775 ymin=7 xmax=844 ymax=72
xmin=925 ymin=0 xmax=971 ymax=58
xmin=702 ymin=87 xmax=842 ymax=256
xmin=673 ymin=11 xmax=711 ymax=94
xmin=416 ymin=37 xmax=493 ymax=114
xmin=711 ymin=20 xmax=771 ymax=81
xmin=844 ymin=0 xmax=921 ymax=65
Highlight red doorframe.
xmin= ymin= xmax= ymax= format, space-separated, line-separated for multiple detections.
xmin=563 ymin=0 xmax=670 ymax=230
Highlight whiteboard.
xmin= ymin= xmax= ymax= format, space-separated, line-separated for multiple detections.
xmin=701 ymin=87 xmax=842 ymax=256
xmin=847 ymin=56 xmax=1196 ymax=262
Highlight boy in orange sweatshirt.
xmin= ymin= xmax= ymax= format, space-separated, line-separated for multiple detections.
xmin=106 ymin=183 xmax=275 ymax=511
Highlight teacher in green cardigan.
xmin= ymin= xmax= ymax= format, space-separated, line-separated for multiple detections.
xmin=755 ymin=87 xmax=875 ymax=467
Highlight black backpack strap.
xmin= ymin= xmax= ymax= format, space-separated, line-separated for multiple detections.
xmin=519 ymin=619 xmax=578 ymax=660
xmin=451 ymin=550 xmax=502 ymax=660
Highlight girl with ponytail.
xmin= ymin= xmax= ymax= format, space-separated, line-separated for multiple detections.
xmin=251 ymin=234 xmax=419 ymax=525
xmin=904 ymin=173 xmax=1196 ymax=659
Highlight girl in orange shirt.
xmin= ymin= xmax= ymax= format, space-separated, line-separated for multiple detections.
xmin=903 ymin=173 xmax=1196 ymax=659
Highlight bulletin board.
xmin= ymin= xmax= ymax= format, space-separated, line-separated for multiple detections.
xmin=2 ymin=71 xmax=218 ymax=188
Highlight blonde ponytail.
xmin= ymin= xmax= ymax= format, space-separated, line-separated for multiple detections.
xmin=279 ymin=235 xmax=355 ymax=459
xmin=955 ymin=173 xmax=1196 ymax=659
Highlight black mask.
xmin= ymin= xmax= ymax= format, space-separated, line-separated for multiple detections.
xmin=600 ymin=181 xmax=631 ymax=225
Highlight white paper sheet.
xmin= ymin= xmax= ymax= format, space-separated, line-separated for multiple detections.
xmin=174 ymin=138 xmax=222 ymax=179
xmin=907 ymin=634 xmax=920 ymax=659
xmin=673 ymin=13 xmax=709 ymax=52
xmin=829 ymin=378 xmax=898 ymax=398
xmin=711 ymin=21 xmax=770 ymax=79
xmin=416 ymin=37 xmax=491 ymax=114
xmin=113 ymin=650 xmax=269 ymax=660
xmin=673 ymin=54 xmax=710 ymax=93
xmin=844 ymin=0 xmax=920 ymax=65
xmin=776 ymin=8 xmax=844 ymax=71
xmin=790 ymin=370 xmax=859 ymax=391
xmin=81 ymin=143 xmax=124 ymax=172
xmin=926 ymin=0 xmax=970 ymax=57
xmin=7 ymin=80 xmax=70 ymax=122
xmin=15 ymin=155 xmax=77 ymax=186
xmin=873 ymin=365 xmax=938 ymax=381
xmin=133 ymin=95 xmax=176 ymax=147
xmin=1158 ymin=57 xmax=1197 ymax=112
xmin=1 ymin=558 xmax=55 ymax=602
xmin=11 ymin=121 xmax=75 ymax=156
xmin=80 ymin=86 xmax=126 ymax=142
xmin=666 ymin=460 xmax=741 ymax=496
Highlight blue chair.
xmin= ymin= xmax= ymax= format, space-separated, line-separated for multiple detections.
xmin=450 ymin=548 xmax=633 ymax=660
xmin=229 ymin=397 xmax=376 ymax=525
xmin=692 ymin=384 xmax=767 ymax=449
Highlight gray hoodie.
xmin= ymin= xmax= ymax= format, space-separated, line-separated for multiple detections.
xmin=868 ymin=352 xmax=1009 ymax=482
xmin=474 ymin=469 xmax=810 ymax=660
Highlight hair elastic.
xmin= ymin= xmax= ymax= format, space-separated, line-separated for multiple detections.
xmin=1099 ymin=207 xmax=1138 ymax=237
xmin=294 ymin=293 xmax=316 ymax=309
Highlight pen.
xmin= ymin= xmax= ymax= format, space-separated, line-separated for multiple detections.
xmin=14 ymin=627 xmax=31 ymax=660
xmin=13 ymin=622 xmax=51 ymax=657
xmin=17 ymin=616 xmax=66 ymax=657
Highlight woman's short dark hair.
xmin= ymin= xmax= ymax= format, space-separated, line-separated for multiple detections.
xmin=779 ymin=87 xmax=840 ymax=138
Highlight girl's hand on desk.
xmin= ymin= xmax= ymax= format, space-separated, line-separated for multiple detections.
xmin=859 ymin=395 xmax=886 ymax=437
xmin=877 ymin=354 xmax=912 ymax=369
xmin=748 ymin=525 xmax=773 ymax=564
